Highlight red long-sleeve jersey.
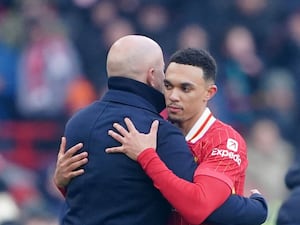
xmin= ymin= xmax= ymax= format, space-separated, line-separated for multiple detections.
xmin=137 ymin=108 xmax=248 ymax=225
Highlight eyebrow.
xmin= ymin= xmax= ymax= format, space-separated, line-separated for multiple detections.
xmin=181 ymin=82 xmax=193 ymax=86
xmin=164 ymin=79 xmax=194 ymax=86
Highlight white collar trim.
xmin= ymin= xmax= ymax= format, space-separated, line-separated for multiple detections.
xmin=185 ymin=107 xmax=216 ymax=143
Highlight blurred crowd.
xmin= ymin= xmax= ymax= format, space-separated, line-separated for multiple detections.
xmin=0 ymin=0 xmax=300 ymax=224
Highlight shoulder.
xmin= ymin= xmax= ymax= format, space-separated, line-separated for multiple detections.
xmin=65 ymin=101 xmax=101 ymax=129
xmin=285 ymin=161 xmax=300 ymax=189
xmin=208 ymin=120 xmax=246 ymax=145
xmin=157 ymin=119 xmax=184 ymax=137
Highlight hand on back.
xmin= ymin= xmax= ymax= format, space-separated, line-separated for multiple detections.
xmin=106 ymin=118 xmax=159 ymax=160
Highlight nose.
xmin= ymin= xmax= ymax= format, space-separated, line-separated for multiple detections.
xmin=167 ymin=89 xmax=180 ymax=101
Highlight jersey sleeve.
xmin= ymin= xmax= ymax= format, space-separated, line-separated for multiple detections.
xmin=195 ymin=129 xmax=248 ymax=195
xmin=138 ymin=148 xmax=232 ymax=224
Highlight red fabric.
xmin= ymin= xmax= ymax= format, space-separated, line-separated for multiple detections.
xmin=138 ymin=149 xmax=231 ymax=225
xmin=160 ymin=108 xmax=168 ymax=120
xmin=57 ymin=186 xmax=67 ymax=197
xmin=188 ymin=119 xmax=248 ymax=195
xmin=167 ymin=211 xmax=189 ymax=225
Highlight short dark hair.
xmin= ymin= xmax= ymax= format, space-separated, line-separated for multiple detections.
xmin=168 ymin=48 xmax=217 ymax=82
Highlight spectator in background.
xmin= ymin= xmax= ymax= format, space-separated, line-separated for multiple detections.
xmin=16 ymin=7 xmax=82 ymax=120
xmin=176 ymin=24 xmax=209 ymax=50
xmin=57 ymin=0 xmax=124 ymax=95
xmin=136 ymin=2 xmax=176 ymax=58
xmin=276 ymin=158 xmax=300 ymax=225
xmin=137 ymin=3 xmax=169 ymax=36
xmin=0 ymin=40 xmax=18 ymax=120
xmin=220 ymin=25 xmax=264 ymax=133
xmin=285 ymin=10 xmax=300 ymax=79
xmin=226 ymin=0 xmax=280 ymax=51
xmin=259 ymin=68 xmax=298 ymax=150
xmin=65 ymin=76 xmax=97 ymax=116
xmin=0 ymin=3 xmax=22 ymax=120
xmin=0 ymin=173 xmax=20 ymax=225
xmin=82 ymin=0 xmax=120 ymax=94
xmin=245 ymin=118 xmax=294 ymax=224
xmin=266 ymin=8 xmax=300 ymax=81
xmin=101 ymin=17 xmax=136 ymax=49
xmin=0 ymin=153 xmax=45 ymax=225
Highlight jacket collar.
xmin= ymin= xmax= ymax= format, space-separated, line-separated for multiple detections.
xmin=103 ymin=76 xmax=166 ymax=113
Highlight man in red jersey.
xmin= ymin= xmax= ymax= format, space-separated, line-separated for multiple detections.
xmin=105 ymin=48 xmax=261 ymax=225
xmin=54 ymin=48 xmax=267 ymax=225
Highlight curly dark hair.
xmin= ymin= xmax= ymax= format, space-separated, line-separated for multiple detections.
xmin=168 ymin=48 xmax=217 ymax=82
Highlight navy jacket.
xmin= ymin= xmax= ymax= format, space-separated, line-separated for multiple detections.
xmin=61 ymin=77 xmax=196 ymax=225
xmin=277 ymin=160 xmax=300 ymax=225
xmin=60 ymin=77 xmax=267 ymax=225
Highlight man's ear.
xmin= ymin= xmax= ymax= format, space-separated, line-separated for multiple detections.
xmin=146 ymin=68 xmax=155 ymax=87
xmin=205 ymin=84 xmax=217 ymax=101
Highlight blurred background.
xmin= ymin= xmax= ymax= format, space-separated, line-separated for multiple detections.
xmin=0 ymin=0 xmax=300 ymax=224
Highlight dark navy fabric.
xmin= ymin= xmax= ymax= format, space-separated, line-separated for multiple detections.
xmin=60 ymin=77 xmax=196 ymax=225
xmin=277 ymin=160 xmax=300 ymax=225
xmin=206 ymin=193 xmax=268 ymax=225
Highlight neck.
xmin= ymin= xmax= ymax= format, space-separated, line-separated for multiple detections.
xmin=174 ymin=107 xmax=208 ymax=136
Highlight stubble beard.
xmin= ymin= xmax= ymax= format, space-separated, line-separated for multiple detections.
xmin=168 ymin=115 xmax=182 ymax=127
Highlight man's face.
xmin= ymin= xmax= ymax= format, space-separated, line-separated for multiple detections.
xmin=164 ymin=62 xmax=215 ymax=132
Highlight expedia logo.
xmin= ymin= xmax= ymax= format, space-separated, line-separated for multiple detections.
xmin=211 ymin=148 xmax=241 ymax=166
xmin=226 ymin=138 xmax=238 ymax=152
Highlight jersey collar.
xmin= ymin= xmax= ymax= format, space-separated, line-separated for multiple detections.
xmin=185 ymin=107 xmax=216 ymax=143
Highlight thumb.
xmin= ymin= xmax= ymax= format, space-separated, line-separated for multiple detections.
xmin=149 ymin=120 xmax=159 ymax=136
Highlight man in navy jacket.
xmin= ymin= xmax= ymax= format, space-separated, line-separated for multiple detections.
xmin=276 ymin=156 xmax=300 ymax=225
xmin=57 ymin=35 xmax=267 ymax=225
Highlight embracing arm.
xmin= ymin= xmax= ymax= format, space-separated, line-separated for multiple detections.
xmin=206 ymin=193 xmax=268 ymax=225
xmin=53 ymin=137 xmax=88 ymax=196
xmin=106 ymin=118 xmax=268 ymax=225
xmin=137 ymin=149 xmax=231 ymax=224
xmin=137 ymin=149 xmax=267 ymax=225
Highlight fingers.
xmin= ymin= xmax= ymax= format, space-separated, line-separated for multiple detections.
xmin=124 ymin=117 xmax=137 ymax=133
xmin=112 ymin=122 xmax=129 ymax=137
xmin=58 ymin=137 xmax=83 ymax=159
xmin=106 ymin=146 xmax=125 ymax=154
xmin=72 ymin=151 xmax=88 ymax=161
xmin=65 ymin=142 xmax=84 ymax=158
xmin=110 ymin=118 xmax=138 ymax=137
xmin=58 ymin=137 xmax=67 ymax=157
xmin=111 ymin=118 xmax=156 ymax=136
xmin=57 ymin=139 xmax=86 ymax=171
xmin=250 ymin=189 xmax=261 ymax=195
xmin=108 ymin=129 xmax=124 ymax=143
xmin=68 ymin=154 xmax=88 ymax=171
xmin=70 ymin=169 xmax=85 ymax=178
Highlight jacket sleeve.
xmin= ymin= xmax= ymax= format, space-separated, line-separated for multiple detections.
xmin=206 ymin=193 xmax=268 ymax=225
